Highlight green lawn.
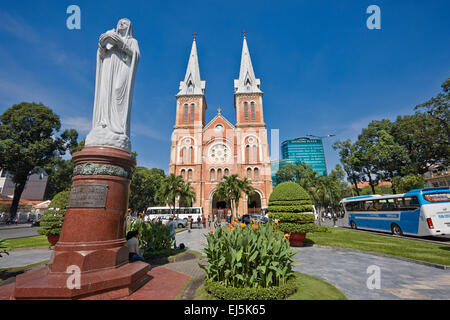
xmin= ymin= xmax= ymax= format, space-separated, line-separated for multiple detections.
xmin=4 ymin=235 xmax=50 ymax=250
xmin=194 ymin=272 xmax=347 ymax=300
xmin=305 ymin=228 xmax=450 ymax=266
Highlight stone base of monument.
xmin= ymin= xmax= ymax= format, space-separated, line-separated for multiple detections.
xmin=13 ymin=262 xmax=150 ymax=300
xmin=13 ymin=146 xmax=150 ymax=300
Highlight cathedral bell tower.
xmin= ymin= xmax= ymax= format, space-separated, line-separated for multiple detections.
xmin=169 ymin=36 xmax=206 ymax=201
xmin=234 ymin=33 xmax=265 ymax=128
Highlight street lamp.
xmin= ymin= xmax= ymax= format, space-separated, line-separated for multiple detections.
xmin=306 ymin=134 xmax=336 ymax=218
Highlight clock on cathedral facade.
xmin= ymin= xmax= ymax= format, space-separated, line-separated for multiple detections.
xmin=169 ymin=36 xmax=273 ymax=219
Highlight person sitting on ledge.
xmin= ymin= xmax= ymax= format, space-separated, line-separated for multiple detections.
xmin=126 ymin=230 xmax=145 ymax=262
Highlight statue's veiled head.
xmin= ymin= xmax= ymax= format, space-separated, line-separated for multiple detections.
xmin=117 ymin=18 xmax=133 ymax=38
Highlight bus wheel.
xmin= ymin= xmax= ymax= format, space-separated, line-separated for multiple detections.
xmin=391 ymin=224 xmax=403 ymax=236
xmin=350 ymin=221 xmax=357 ymax=229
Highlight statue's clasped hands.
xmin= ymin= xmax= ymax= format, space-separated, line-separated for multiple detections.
xmin=99 ymin=30 xmax=125 ymax=49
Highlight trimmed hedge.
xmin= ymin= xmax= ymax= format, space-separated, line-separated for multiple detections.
xmin=268 ymin=182 xmax=315 ymax=234
xmin=268 ymin=205 xmax=314 ymax=214
xmin=269 ymin=212 xmax=315 ymax=223
xmin=268 ymin=182 xmax=311 ymax=202
xmin=204 ymin=276 xmax=298 ymax=300
xmin=38 ymin=190 xmax=70 ymax=237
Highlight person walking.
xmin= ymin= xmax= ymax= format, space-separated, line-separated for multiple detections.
xmin=197 ymin=216 xmax=201 ymax=229
xmin=167 ymin=216 xmax=177 ymax=249
xmin=187 ymin=216 xmax=192 ymax=233
xmin=202 ymin=215 xmax=206 ymax=229
xmin=208 ymin=216 xmax=212 ymax=228
xmin=126 ymin=230 xmax=145 ymax=262
xmin=213 ymin=215 xmax=218 ymax=229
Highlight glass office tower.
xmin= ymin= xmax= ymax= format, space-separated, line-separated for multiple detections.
xmin=281 ymin=137 xmax=328 ymax=176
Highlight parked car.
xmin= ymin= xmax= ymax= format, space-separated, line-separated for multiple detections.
xmin=242 ymin=214 xmax=269 ymax=225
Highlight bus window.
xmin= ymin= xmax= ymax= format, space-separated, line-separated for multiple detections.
xmin=345 ymin=201 xmax=363 ymax=212
xmin=365 ymin=201 xmax=377 ymax=211
xmin=387 ymin=198 xmax=397 ymax=211
xmin=399 ymin=197 xmax=420 ymax=211
xmin=194 ymin=208 xmax=200 ymax=214
xmin=378 ymin=199 xmax=388 ymax=211
xmin=162 ymin=209 xmax=170 ymax=215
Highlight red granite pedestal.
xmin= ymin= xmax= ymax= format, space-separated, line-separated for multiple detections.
xmin=13 ymin=146 xmax=150 ymax=300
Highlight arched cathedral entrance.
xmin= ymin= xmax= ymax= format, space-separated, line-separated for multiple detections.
xmin=247 ymin=192 xmax=262 ymax=214
xmin=211 ymin=191 xmax=229 ymax=221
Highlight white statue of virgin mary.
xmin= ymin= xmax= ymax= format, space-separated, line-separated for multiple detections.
xmin=85 ymin=18 xmax=140 ymax=152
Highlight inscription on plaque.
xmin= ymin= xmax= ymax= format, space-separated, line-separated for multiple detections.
xmin=68 ymin=184 xmax=108 ymax=208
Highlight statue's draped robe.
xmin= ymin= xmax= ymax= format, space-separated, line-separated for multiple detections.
xmin=85 ymin=32 xmax=140 ymax=152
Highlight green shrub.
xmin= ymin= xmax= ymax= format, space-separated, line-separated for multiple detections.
xmin=38 ymin=190 xmax=70 ymax=237
xmin=268 ymin=182 xmax=316 ymax=234
xmin=126 ymin=219 xmax=174 ymax=259
xmin=204 ymin=276 xmax=298 ymax=300
xmin=200 ymin=222 xmax=296 ymax=289
xmin=269 ymin=212 xmax=315 ymax=223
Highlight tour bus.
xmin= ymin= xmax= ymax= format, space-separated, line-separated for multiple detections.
xmin=145 ymin=206 xmax=203 ymax=222
xmin=339 ymin=187 xmax=450 ymax=237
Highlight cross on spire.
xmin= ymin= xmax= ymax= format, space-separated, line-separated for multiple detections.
xmin=192 ymin=32 xmax=198 ymax=41
xmin=242 ymin=30 xmax=248 ymax=39
xmin=217 ymin=107 xmax=222 ymax=114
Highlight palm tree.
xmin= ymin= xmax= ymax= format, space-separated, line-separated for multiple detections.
xmin=179 ymin=182 xmax=196 ymax=208
xmin=215 ymin=174 xmax=255 ymax=220
xmin=156 ymin=174 xmax=184 ymax=216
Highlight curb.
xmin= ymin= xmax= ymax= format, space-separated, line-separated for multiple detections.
xmin=0 ymin=224 xmax=33 ymax=231
xmin=304 ymin=244 xmax=449 ymax=270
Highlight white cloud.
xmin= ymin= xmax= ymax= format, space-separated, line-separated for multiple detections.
xmin=62 ymin=116 xmax=92 ymax=135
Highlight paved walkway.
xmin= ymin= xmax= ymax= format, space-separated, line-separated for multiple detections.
xmin=0 ymin=247 xmax=52 ymax=269
xmin=293 ymin=246 xmax=450 ymax=300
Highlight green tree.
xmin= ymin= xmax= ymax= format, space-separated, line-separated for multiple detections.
xmin=128 ymin=167 xmax=166 ymax=213
xmin=0 ymin=103 xmax=77 ymax=218
xmin=392 ymin=175 xmax=425 ymax=193
xmin=391 ymin=113 xmax=449 ymax=174
xmin=156 ymin=174 xmax=184 ymax=215
xmin=415 ymin=77 xmax=450 ymax=143
xmin=178 ymin=182 xmax=197 ymax=208
xmin=44 ymin=138 xmax=85 ymax=200
xmin=333 ymin=139 xmax=364 ymax=195
xmin=215 ymin=174 xmax=254 ymax=220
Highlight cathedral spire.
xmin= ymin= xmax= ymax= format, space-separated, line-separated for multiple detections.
xmin=234 ymin=33 xmax=262 ymax=94
xmin=178 ymin=37 xmax=205 ymax=96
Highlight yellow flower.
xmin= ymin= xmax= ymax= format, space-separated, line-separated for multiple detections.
xmin=275 ymin=220 xmax=279 ymax=226
xmin=252 ymin=223 xmax=258 ymax=230
xmin=228 ymin=224 xmax=235 ymax=230
xmin=240 ymin=223 xmax=246 ymax=228
xmin=284 ymin=233 xmax=290 ymax=239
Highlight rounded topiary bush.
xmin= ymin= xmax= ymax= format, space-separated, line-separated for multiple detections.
xmin=268 ymin=182 xmax=315 ymax=234
xmin=38 ymin=190 xmax=70 ymax=236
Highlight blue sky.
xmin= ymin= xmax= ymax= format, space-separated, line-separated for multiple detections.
xmin=0 ymin=0 xmax=449 ymax=174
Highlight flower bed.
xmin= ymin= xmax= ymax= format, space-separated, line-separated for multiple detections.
xmin=200 ymin=221 xmax=297 ymax=299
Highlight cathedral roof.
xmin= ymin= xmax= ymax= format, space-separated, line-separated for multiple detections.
xmin=234 ymin=36 xmax=262 ymax=94
xmin=177 ymin=38 xmax=206 ymax=96
xmin=203 ymin=108 xmax=236 ymax=132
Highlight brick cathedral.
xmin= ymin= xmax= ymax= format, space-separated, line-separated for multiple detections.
xmin=169 ymin=35 xmax=273 ymax=218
